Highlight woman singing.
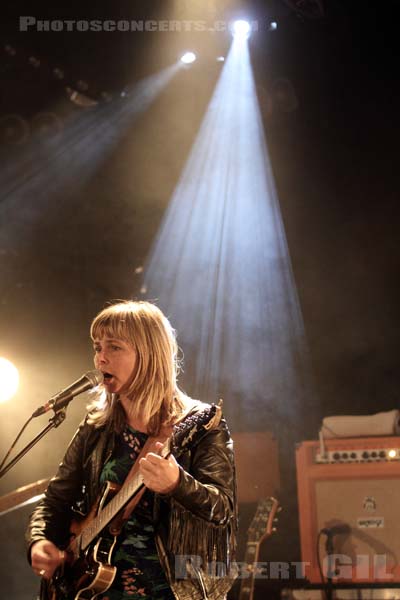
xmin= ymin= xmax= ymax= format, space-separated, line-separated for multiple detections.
xmin=26 ymin=300 xmax=237 ymax=600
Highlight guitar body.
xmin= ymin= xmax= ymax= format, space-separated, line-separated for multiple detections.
xmin=41 ymin=483 xmax=119 ymax=600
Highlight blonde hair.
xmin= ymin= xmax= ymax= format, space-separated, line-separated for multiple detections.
xmin=88 ymin=300 xmax=186 ymax=435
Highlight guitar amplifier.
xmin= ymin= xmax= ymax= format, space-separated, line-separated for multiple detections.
xmin=234 ymin=431 xmax=280 ymax=503
xmin=296 ymin=437 xmax=400 ymax=583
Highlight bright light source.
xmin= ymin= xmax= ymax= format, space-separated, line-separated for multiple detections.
xmin=180 ymin=52 xmax=196 ymax=65
xmin=0 ymin=357 xmax=19 ymax=403
xmin=232 ymin=20 xmax=251 ymax=38
xmin=269 ymin=21 xmax=278 ymax=31
xmin=388 ymin=449 xmax=397 ymax=459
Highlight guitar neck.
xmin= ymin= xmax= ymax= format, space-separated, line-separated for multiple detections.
xmin=79 ymin=471 xmax=144 ymax=550
xmin=239 ymin=497 xmax=279 ymax=600
xmin=239 ymin=542 xmax=261 ymax=600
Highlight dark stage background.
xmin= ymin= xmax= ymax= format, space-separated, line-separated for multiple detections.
xmin=0 ymin=1 xmax=399 ymax=598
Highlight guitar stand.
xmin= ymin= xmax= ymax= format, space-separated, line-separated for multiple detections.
xmin=0 ymin=410 xmax=67 ymax=479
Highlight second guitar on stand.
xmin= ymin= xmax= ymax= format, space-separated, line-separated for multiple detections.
xmin=239 ymin=496 xmax=280 ymax=600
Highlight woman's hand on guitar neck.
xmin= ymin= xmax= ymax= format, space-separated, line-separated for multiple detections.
xmin=30 ymin=539 xmax=65 ymax=580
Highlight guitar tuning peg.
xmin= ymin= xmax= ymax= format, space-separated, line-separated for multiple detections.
xmin=272 ymin=527 xmax=277 ymax=532
xmin=277 ymin=506 xmax=283 ymax=513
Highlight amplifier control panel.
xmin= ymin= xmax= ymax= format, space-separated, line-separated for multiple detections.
xmin=315 ymin=447 xmax=400 ymax=463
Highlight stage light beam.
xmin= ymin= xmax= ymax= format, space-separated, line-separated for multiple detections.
xmin=140 ymin=29 xmax=315 ymax=426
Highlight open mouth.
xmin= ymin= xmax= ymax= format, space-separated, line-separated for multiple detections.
xmin=102 ymin=372 xmax=114 ymax=383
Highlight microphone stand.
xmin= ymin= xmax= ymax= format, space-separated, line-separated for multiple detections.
xmin=0 ymin=409 xmax=67 ymax=479
xmin=325 ymin=532 xmax=335 ymax=600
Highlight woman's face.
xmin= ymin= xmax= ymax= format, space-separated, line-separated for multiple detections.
xmin=93 ymin=336 xmax=137 ymax=395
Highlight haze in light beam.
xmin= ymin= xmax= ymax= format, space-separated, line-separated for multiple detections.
xmin=0 ymin=64 xmax=180 ymax=251
xmin=142 ymin=36 xmax=316 ymax=430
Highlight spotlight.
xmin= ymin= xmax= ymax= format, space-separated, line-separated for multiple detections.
xmin=180 ymin=52 xmax=196 ymax=65
xmin=232 ymin=20 xmax=251 ymax=39
xmin=0 ymin=357 xmax=19 ymax=403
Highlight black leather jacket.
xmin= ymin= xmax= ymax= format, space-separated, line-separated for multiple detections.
xmin=26 ymin=401 xmax=237 ymax=600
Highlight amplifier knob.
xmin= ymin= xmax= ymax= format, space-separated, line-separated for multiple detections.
xmin=350 ymin=452 xmax=357 ymax=459
xmin=379 ymin=451 xmax=386 ymax=458
xmin=362 ymin=451 xmax=369 ymax=459
xmin=333 ymin=452 xmax=340 ymax=461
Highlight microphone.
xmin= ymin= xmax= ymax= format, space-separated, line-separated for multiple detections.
xmin=32 ymin=370 xmax=104 ymax=417
xmin=321 ymin=524 xmax=351 ymax=536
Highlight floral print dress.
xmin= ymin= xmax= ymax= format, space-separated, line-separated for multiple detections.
xmin=97 ymin=425 xmax=175 ymax=600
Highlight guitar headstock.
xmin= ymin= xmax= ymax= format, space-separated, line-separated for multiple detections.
xmin=247 ymin=496 xmax=280 ymax=545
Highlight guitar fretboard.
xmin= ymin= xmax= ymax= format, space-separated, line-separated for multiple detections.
xmin=78 ymin=471 xmax=144 ymax=551
xmin=78 ymin=443 xmax=171 ymax=551
xmin=239 ymin=542 xmax=260 ymax=600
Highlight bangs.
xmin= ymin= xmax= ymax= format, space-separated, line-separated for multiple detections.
xmin=90 ymin=308 xmax=132 ymax=342
xmin=88 ymin=299 xmax=185 ymax=435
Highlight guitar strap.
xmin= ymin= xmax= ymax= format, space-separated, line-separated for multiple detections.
xmin=108 ymin=432 xmax=170 ymax=535
xmin=108 ymin=401 xmax=197 ymax=536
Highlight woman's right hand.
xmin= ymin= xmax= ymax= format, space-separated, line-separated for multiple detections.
xmin=30 ymin=539 xmax=65 ymax=580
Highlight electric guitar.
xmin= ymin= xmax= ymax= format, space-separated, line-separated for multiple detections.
xmin=239 ymin=497 xmax=280 ymax=600
xmin=40 ymin=402 xmax=222 ymax=600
